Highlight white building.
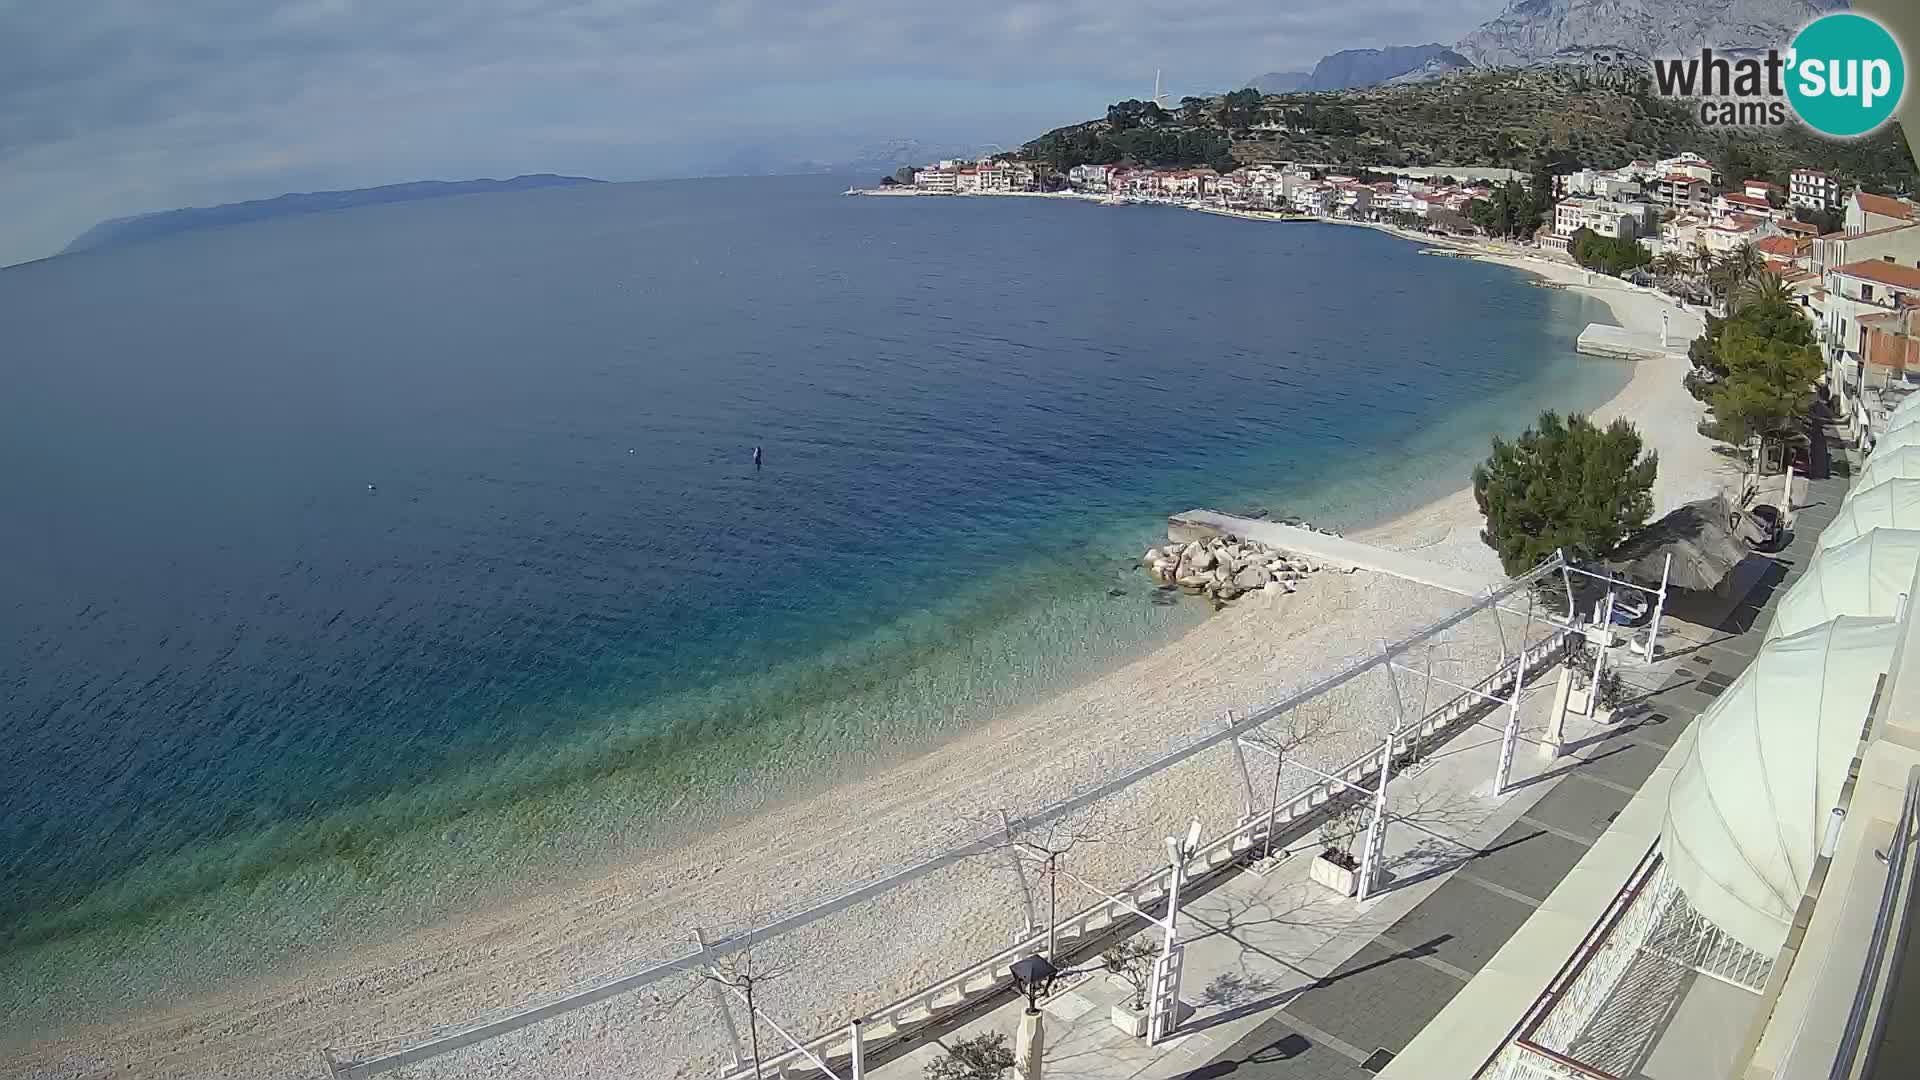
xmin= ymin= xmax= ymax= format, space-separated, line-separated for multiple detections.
xmin=1847 ymin=191 xmax=1920 ymax=235
xmin=1791 ymin=168 xmax=1845 ymax=211
xmin=913 ymin=169 xmax=956 ymax=194
xmin=1546 ymin=197 xmax=1643 ymax=251
xmin=1066 ymin=164 xmax=1114 ymax=191
xmin=1826 ymin=259 xmax=1920 ymax=360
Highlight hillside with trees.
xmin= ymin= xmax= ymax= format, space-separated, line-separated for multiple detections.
xmin=1019 ymin=68 xmax=1916 ymax=194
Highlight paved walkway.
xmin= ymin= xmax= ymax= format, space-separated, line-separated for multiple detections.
xmin=865 ymin=416 xmax=1851 ymax=1080
xmin=1170 ymin=511 xmax=1504 ymax=598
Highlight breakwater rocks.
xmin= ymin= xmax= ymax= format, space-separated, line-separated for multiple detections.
xmin=1141 ymin=533 xmax=1338 ymax=609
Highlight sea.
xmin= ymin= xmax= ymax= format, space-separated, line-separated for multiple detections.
xmin=0 ymin=174 xmax=1628 ymax=1030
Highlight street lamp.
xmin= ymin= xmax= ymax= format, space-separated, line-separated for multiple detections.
xmin=1009 ymin=953 xmax=1059 ymax=1011
xmin=1008 ymin=953 xmax=1059 ymax=1080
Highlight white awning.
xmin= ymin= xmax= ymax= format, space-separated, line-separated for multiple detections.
xmin=1852 ymin=446 xmax=1920 ymax=496
xmin=1662 ymin=617 xmax=1898 ymax=955
xmin=1890 ymin=391 xmax=1920 ymax=426
xmin=1818 ymin=479 xmax=1920 ymax=551
xmin=1868 ymin=422 xmax=1920 ymax=458
xmin=1766 ymin=528 xmax=1920 ymax=640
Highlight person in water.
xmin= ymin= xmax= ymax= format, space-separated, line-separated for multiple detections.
xmin=753 ymin=446 xmax=763 ymax=467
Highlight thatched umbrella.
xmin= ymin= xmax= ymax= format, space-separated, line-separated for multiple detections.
xmin=1605 ymin=495 xmax=1753 ymax=594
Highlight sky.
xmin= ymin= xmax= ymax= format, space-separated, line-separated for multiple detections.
xmin=1 ymin=0 xmax=1509 ymax=266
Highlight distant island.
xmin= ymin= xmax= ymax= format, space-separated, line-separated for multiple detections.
xmin=62 ymin=174 xmax=605 ymax=255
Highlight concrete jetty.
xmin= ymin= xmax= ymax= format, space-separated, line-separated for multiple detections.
xmin=1575 ymin=322 xmax=1689 ymax=362
xmin=1169 ymin=510 xmax=1505 ymax=597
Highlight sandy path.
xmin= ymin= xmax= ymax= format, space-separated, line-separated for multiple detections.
xmin=6 ymin=233 xmax=1727 ymax=1080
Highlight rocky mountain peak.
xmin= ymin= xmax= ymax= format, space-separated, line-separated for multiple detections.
xmin=1456 ymin=0 xmax=1851 ymax=69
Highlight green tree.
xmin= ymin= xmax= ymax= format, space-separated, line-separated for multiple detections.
xmin=1693 ymin=291 xmax=1824 ymax=473
xmin=1711 ymin=242 xmax=1765 ymax=305
xmin=1570 ymin=228 xmax=1652 ymax=276
xmin=1472 ymin=412 xmax=1659 ymax=575
xmin=926 ymin=1031 xmax=1016 ymax=1080
xmin=1795 ymin=204 xmax=1845 ymax=235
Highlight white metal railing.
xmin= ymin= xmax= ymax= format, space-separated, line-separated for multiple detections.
xmin=719 ymin=628 xmax=1573 ymax=1080
xmin=331 ymin=557 xmax=1574 ymax=1079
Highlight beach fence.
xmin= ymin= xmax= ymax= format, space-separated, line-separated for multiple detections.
xmin=326 ymin=554 xmax=1585 ymax=1080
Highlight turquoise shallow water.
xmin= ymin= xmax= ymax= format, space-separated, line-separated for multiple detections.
xmin=0 ymin=175 xmax=1628 ymax=1026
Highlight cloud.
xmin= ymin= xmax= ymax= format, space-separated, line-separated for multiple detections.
xmin=0 ymin=0 xmax=1505 ymax=264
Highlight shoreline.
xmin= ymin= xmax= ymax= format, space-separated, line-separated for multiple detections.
xmin=6 ymin=207 xmax=1731 ymax=1080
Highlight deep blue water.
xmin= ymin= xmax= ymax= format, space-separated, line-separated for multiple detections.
xmin=0 ymin=174 xmax=1625 ymax=1017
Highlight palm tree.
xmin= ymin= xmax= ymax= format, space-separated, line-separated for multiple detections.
xmin=1732 ymin=269 xmax=1794 ymax=312
xmin=1690 ymin=241 xmax=1716 ymax=280
xmin=1652 ymin=250 xmax=1690 ymax=281
xmin=1716 ymin=241 xmax=1764 ymax=287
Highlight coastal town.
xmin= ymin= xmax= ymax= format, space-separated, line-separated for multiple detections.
xmin=868 ymin=151 xmax=1920 ymax=454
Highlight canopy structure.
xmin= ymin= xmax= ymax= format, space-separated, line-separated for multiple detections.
xmin=1851 ymin=445 xmax=1920 ymax=496
xmin=1765 ymin=528 xmax=1920 ymax=640
xmin=1882 ymin=409 xmax=1920 ymax=439
xmin=1663 ymin=616 xmax=1899 ymax=956
xmin=1887 ymin=390 xmax=1920 ymax=427
xmin=1817 ymin=479 xmax=1920 ymax=552
xmin=1606 ymin=495 xmax=1749 ymax=592
xmin=1868 ymin=422 xmax=1920 ymax=459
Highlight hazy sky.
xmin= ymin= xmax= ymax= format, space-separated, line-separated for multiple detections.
xmin=2 ymin=0 xmax=1507 ymax=265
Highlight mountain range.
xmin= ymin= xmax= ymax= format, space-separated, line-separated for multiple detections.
xmin=62 ymin=175 xmax=603 ymax=256
xmin=1248 ymin=0 xmax=1849 ymax=92
xmin=1248 ymin=44 xmax=1469 ymax=94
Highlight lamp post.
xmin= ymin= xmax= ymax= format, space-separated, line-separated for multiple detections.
xmin=1009 ymin=954 xmax=1059 ymax=1080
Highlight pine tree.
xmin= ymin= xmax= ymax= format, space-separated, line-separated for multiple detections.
xmin=1472 ymin=412 xmax=1659 ymax=576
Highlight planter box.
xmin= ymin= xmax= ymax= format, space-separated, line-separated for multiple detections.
xmin=1110 ymin=1003 xmax=1149 ymax=1038
xmin=1309 ymin=853 xmax=1358 ymax=897
xmin=1567 ymin=686 xmax=1594 ymax=716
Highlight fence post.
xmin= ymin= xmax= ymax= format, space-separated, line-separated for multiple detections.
xmin=695 ymin=929 xmax=747 ymax=1070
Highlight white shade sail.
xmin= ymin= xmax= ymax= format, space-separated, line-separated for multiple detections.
xmin=1851 ymin=446 xmax=1920 ymax=496
xmin=1765 ymin=528 xmax=1920 ymax=640
xmin=1868 ymin=422 xmax=1920 ymax=458
xmin=1882 ymin=409 xmax=1920 ymax=439
xmin=1817 ymin=480 xmax=1920 ymax=552
xmin=1663 ymin=617 xmax=1899 ymax=955
xmin=1888 ymin=391 xmax=1920 ymax=426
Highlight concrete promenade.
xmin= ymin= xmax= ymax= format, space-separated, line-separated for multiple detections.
xmin=1170 ymin=511 xmax=1504 ymax=598
xmin=1576 ymin=323 xmax=1690 ymax=364
xmin=867 ymin=423 xmax=1850 ymax=1080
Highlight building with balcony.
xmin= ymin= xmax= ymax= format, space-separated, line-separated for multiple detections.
xmin=1791 ymin=168 xmax=1845 ymax=211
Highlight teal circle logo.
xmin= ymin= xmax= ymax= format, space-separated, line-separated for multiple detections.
xmin=1786 ymin=13 xmax=1906 ymax=138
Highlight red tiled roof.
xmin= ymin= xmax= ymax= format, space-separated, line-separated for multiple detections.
xmin=1722 ymin=193 xmax=1772 ymax=210
xmin=1856 ymin=192 xmax=1920 ymax=221
xmin=1831 ymin=259 xmax=1920 ymax=290
xmin=1756 ymin=236 xmax=1802 ymax=257
xmin=1780 ymin=220 xmax=1820 ymax=236
xmin=1745 ymin=180 xmax=1783 ymax=191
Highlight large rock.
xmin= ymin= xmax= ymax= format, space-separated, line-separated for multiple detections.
xmin=1456 ymin=0 xmax=1843 ymax=69
xmin=1183 ymin=545 xmax=1216 ymax=573
xmin=1234 ymin=565 xmax=1271 ymax=590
